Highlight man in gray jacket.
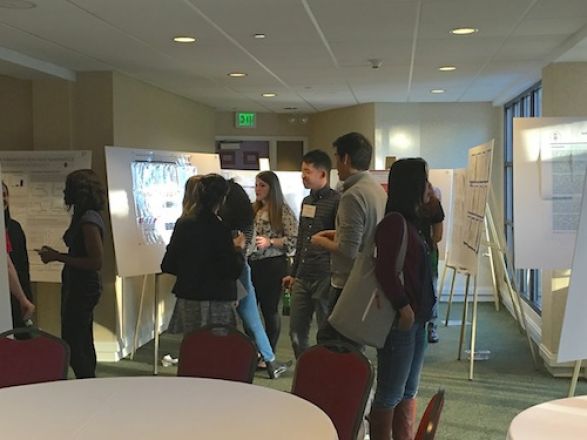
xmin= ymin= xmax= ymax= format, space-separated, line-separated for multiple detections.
xmin=311 ymin=132 xmax=387 ymax=343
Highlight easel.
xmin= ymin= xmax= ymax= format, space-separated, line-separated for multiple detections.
xmin=440 ymin=204 xmax=538 ymax=380
xmin=568 ymin=360 xmax=584 ymax=397
xmin=130 ymin=273 xmax=162 ymax=375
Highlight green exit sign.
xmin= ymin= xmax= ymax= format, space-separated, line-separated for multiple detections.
xmin=235 ymin=112 xmax=256 ymax=128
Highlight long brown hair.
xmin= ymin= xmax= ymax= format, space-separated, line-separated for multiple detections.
xmin=252 ymin=171 xmax=285 ymax=232
xmin=181 ymin=175 xmax=203 ymax=217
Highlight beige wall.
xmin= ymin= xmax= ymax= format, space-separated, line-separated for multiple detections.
xmin=542 ymin=63 xmax=587 ymax=117
xmin=216 ymin=112 xmax=311 ymax=138
xmin=113 ymin=72 xmax=215 ymax=152
xmin=309 ymin=103 xmax=375 ymax=158
xmin=0 ymin=75 xmax=32 ymax=150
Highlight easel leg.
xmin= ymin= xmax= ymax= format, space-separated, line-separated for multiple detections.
xmin=131 ymin=274 xmax=149 ymax=360
xmin=484 ymin=216 xmax=500 ymax=311
xmin=444 ymin=267 xmax=457 ymax=327
xmin=153 ymin=275 xmax=160 ymax=376
xmin=458 ymin=274 xmax=470 ymax=360
xmin=568 ymin=360 xmax=582 ymax=397
xmin=469 ymin=275 xmax=479 ymax=381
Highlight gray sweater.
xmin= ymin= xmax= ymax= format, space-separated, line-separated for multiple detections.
xmin=331 ymin=171 xmax=387 ymax=288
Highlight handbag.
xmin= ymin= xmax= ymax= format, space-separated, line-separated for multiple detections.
xmin=328 ymin=214 xmax=408 ymax=348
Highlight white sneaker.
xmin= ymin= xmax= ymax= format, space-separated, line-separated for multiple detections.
xmin=161 ymin=354 xmax=178 ymax=367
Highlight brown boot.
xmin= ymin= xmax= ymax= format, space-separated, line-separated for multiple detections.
xmin=392 ymin=398 xmax=417 ymax=440
xmin=369 ymin=407 xmax=394 ymax=440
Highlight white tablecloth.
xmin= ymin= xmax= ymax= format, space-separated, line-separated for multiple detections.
xmin=0 ymin=376 xmax=338 ymax=439
xmin=507 ymin=395 xmax=587 ymax=440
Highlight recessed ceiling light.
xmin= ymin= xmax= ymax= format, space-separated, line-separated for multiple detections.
xmin=430 ymin=89 xmax=445 ymax=94
xmin=0 ymin=0 xmax=36 ymax=8
xmin=173 ymin=36 xmax=196 ymax=43
xmin=227 ymin=72 xmax=247 ymax=78
xmin=283 ymin=107 xmax=298 ymax=110
xmin=262 ymin=93 xmax=277 ymax=97
xmin=450 ymin=27 xmax=478 ymax=35
xmin=438 ymin=66 xmax=456 ymax=72
xmin=253 ymin=33 xmax=267 ymax=39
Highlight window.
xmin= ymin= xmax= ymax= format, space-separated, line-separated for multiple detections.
xmin=503 ymin=83 xmax=542 ymax=310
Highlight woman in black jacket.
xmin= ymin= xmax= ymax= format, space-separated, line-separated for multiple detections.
xmin=161 ymin=174 xmax=245 ymax=329
xmin=3 ymin=182 xmax=34 ymax=330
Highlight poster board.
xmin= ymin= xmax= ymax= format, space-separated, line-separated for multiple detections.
xmin=0 ymin=150 xmax=92 ymax=283
xmin=105 ymin=146 xmax=220 ymax=278
xmin=513 ymin=117 xmax=587 ymax=269
xmin=558 ymin=172 xmax=587 ymax=363
xmin=446 ymin=169 xmax=467 ymax=269
xmin=446 ymin=140 xmax=494 ymax=275
xmin=429 ymin=169 xmax=454 ymax=260
xmin=0 ymin=167 xmax=13 ymax=332
xmin=221 ymin=169 xmax=308 ymax=216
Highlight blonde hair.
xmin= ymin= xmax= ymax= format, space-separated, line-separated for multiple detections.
xmin=181 ymin=175 xmax=203 ymax=217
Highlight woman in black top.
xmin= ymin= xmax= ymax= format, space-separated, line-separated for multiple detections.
xmin=161 ymin=174 xmax=245 ymax=329
xmin=38 ymin=169 xmax=106 ymax=379
xmin=3 ymin=182 xmax=33 ymax=330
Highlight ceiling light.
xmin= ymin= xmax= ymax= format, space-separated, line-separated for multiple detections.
xmin=227 ymin=72 xmax=247 ymax=77
xmin=0 ymin=0 xmax=36 ymax=8
xmin=262 ymin=93 xmax=277 ymax=97
xmin=283 ymin=107 xmax=298 ymax=110
xmin=430 ymin=89 xmax=445 ymax=94
xmin=173 ymin=36 xmax=196 ymax=43
xmin=438 ymin=66 xmax=456 ymax=72
xmin=253 ymin=33 xmax=267 ymax=39
xmin=450 ymin=27 xmax=478 ymax=35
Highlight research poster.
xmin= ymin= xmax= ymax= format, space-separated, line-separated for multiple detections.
xmin=513 ymin=118 xmax=587 ymax=269
xmin=0 ymin=151 xmax=92 ymax=283
xmin=105 ymin=147 xmax=220 ymax=278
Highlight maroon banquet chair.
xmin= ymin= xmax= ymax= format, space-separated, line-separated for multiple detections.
xmin=0 ymin=327 xmax=70 ymax=388
xmin=177 ymin=324 xmax=257 ymax=383
xmin=415 ymin=389 xmax=445 ymax=440
xmin=291 ymin=343 xmax=374 ymax=440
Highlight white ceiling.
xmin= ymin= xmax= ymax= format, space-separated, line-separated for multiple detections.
xmin=2 ymin=0 xmax=587 ymax=112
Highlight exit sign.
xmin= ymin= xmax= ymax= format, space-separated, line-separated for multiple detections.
xmin=235 ymin=112 xmax=256 ymax=128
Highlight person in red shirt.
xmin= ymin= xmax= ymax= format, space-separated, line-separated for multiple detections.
xmin=369 ymin=158 xmax=435 ymax=440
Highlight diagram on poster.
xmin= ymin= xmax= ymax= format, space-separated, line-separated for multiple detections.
xmin=0 ymin=151 xmax=92 ymax=283
xmin=106 ymin=147 xmax=220 ymax=278
xmin=514 ymin=118 xmax=587 ymax=269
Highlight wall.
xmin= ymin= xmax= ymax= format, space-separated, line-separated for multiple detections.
xmin=0 ymin=75 xmax=32 ymax=149
xmin=309 ymin=103 xmax=375 ymax=156
xmin=538 ymin=62 xmax=587 ymax=376
xmin=113 ymin=73 xmax=215 ymax=152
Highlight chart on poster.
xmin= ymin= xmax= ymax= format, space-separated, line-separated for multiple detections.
xmin=0 ymin=151 xmax=92 ymax=282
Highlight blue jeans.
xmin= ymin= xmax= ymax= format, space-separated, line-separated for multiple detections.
xmin=373 ymin=322 xmax=427 ymax=408
xmin=237 ymin=262 xmax=275 ymax=363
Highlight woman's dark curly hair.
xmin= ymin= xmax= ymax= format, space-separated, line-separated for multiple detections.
xmin=64 ymin=169 xmax=106 ymax=216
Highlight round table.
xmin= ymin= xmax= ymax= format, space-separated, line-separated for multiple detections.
xmin=0 ymin=377 xmax=338 ymax=439
xmin=507 ymin=395 xmax=587 ymax=440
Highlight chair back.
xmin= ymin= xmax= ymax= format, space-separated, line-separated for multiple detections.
xmin=415 ymin=389 xmax=445 ymax=440
xmin=0 ymin=327 xmax=70 ymax=388
xmin=291 ymin=344 xmax=374 ymax=440
xmin=178 ymin=324 xmax=257 ymax=383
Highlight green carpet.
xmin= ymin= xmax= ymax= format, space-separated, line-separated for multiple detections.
xmin=98 ymin=303 xmax=587 ymax=439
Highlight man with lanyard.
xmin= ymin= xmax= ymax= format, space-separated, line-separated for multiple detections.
xmin=283 ymin=150 xmax=340 ymax=358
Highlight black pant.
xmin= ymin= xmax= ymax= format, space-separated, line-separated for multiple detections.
xmin=249 ymin=256 xmax=287 ymax=351
xmin=61 ymin=290 xmax=100 ymax=379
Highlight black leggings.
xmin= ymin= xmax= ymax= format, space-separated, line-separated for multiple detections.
xmin=61 ymin=291 xmax=100 ymax=379
xmin=249 ymin=256 xmax=287 ymax=351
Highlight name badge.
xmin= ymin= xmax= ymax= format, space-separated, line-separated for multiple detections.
xmin=301 ymin=204 xmax=317 ymax=218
